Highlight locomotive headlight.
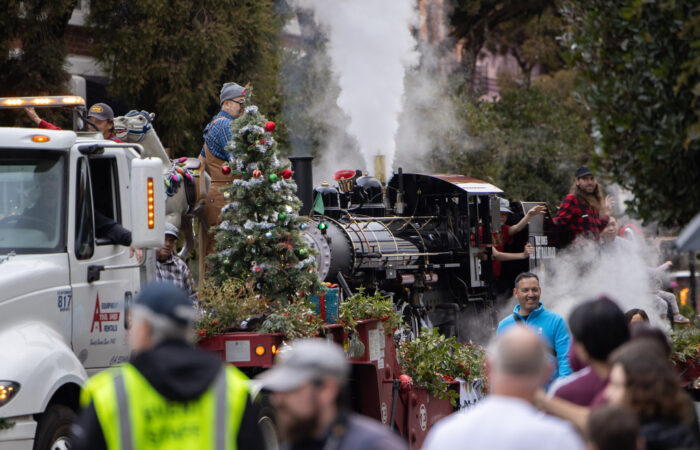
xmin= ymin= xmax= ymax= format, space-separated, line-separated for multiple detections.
xmin=0 ymin=381 xmax=20 ymax=406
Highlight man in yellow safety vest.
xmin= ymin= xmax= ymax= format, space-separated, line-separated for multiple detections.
xmin=71 ymin=282 xmax=263 ymax=450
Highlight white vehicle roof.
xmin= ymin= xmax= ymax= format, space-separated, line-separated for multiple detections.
xmin=0 ymin=127 xmax=78 ymax=150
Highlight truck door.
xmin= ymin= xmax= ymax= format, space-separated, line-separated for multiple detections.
xmin=69 ymin=155 xmax=135 ymax=370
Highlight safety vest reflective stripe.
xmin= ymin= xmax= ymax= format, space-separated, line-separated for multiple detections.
xmin=113 ymin=372 xmax=133 ymax=450
xmin=82 ymin=363 xmax=249 ymax=450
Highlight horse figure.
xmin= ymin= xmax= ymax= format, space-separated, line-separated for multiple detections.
xmin=113 ymin=111 xmax=210 ymax=260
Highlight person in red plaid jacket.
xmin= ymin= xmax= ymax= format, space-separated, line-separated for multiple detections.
xmin=552 ymin=165 xmax=610 ymax=245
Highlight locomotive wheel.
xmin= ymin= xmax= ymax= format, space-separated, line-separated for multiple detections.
xmin=397 ymin=301 xmax=421 ymax=340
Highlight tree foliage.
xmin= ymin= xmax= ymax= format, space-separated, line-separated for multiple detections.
xmin=0 ymin=0 xmax=78 ymax=126
xmin=561 ymin=0 xmax=700 ymax=226
xmin=432 ymin=71 xmax=593 ymax=207
xmin=87 ymin=0 xmax=282 ymax=156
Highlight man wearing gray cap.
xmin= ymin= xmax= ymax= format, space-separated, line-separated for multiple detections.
xmin=256 ymin=339 xmax=407 ymax=450
xmin=155 ymin=223 xmax=197 ymax=303
xmin=199 ymin=81 xmax=247 ymax=253
xmin=71 ymin=282 xmax=264 ymax=450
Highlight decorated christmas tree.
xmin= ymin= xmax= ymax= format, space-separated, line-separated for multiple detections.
xmin=206 ymin=98 xmax=322 ymax=305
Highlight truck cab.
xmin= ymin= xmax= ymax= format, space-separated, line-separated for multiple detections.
xmin=0 ymin=97 xmax=164 ymax=449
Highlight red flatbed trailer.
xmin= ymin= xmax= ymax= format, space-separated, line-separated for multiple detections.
xmin=198 ymin=318 xmax=459 ymax=449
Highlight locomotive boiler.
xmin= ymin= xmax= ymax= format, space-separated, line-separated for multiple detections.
xmin=293 ymin=158 xmax=512 ymax=338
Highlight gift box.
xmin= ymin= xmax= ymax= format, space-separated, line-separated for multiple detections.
xmin=309 ymin=286 xmax=340 ymax=324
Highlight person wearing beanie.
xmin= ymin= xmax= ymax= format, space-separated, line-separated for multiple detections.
xmin=25 ymin=102 xmax=124 ymax=142
xmin=155 ymin=223 xmax=197 ymax=303
xmin=71 ymin=282 xmax=263 ymax=450
xmin=199 ymin=81 xmax=247 ymax=254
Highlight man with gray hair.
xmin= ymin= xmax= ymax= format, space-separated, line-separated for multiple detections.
xmin=423 ymin=327 xmax=584 ymax=449
xmin=71 ymin=282 xmax=263 ymax=450
xmin=256 ymin=339 xmax=407 ymax=450
xmin=200 ymin=81 xmax=247 ymax=253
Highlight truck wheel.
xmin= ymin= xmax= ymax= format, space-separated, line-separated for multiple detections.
xmin=33 ymin=404 xmax=76 ymax=450
xmin=258 ymin=414 xmax=279 ymax=450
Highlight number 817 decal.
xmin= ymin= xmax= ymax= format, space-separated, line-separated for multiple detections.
xmin=57 ymin=290 xmax=72 ymax=312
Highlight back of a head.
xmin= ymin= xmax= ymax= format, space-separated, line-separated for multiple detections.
xmin=587 ymin=405 xmax=639 ymax=450
xmin=132 ymin=282 xmax=196 ymax=345
xmin=568 ymin=296 xmax=629 ymax=362
xmin=490 ymin=326 xmax=547 ymax=379
xmin=628 ymin=322 xmax=671 ymax=357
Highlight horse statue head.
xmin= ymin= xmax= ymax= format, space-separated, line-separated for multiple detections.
xmin=114 ymin=110 xmax=211 ymax=261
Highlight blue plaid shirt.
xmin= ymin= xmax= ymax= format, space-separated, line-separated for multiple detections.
xmin=200 ymin=110 xmax=234 ymax=161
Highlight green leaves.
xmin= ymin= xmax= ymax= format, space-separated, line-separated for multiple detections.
xmin=432 ymin=73 xmax=592 ymax=208
xmin=562 ymin=0 xmax=700 ymax=227
xmin=86 ymin=0 xmax=282 ymax=156
xmin=398 ymin=327 xmax=486 ymax=406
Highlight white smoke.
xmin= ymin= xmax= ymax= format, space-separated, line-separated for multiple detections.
xmin=539 ymin=239 xmax=667 ymax=329
xmin=292 ymin=0 xmax=420 ymax=178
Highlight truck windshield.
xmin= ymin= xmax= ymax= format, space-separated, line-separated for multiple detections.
xmin=0 ymin=151 xmax=66 ymax=253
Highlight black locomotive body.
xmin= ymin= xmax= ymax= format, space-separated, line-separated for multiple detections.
xmin=301 ymin=169 xmax=512 ymax=337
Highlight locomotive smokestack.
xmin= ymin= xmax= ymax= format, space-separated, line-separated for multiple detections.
xmin=374 ymin=155 xmax=386 ymax=184
xmin=290 ymin=155 xmax=314 ymax=215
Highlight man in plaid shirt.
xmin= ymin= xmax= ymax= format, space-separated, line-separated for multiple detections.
xmin=552 ymin=165 xmax=607 ymax=245
xmin=156 ymin=223 xmax=197 ymax=303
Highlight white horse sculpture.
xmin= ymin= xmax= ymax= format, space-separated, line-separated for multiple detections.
xmin=114 ymin=111 xmax=210 ymax=260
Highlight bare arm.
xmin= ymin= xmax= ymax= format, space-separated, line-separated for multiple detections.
xmin=24 ymin=107 xmax=42 ymax=125
xmin=492 ymin=243 xmax=534 ymax=261
xmin=534 ymin=389 xmax=589 ymax=433
xmin=508 ymin=204 xmax=547 ymax=235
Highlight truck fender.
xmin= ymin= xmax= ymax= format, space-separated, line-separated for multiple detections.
xmin=0 ymin=322 xmax=87 ymax=418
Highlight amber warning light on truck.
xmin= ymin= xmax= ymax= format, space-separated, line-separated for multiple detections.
xmin=130 ymin=158 xmax=164 ymax=248
xmin=0 ymin=96 xmax=85 ymax=108
xmin=147 ymin=177 xmax=155 ymax=229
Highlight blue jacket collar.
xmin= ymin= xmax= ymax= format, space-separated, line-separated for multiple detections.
xmin=513 ymin=302 xmax=544 ymax=319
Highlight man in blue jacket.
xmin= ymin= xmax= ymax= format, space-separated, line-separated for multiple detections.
xmin=497 ymin=272 xmax=572 ymax=384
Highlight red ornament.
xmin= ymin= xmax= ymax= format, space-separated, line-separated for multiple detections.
xmin=264 ymin=121 xmax=276 ymax=132
xmin=253 ymin=266 xmax=261 ymax=272
xmin=281 ymin=169 xmax=293 ymax=180
xmin=259 ymin=139 xmax=266 ymax=145
xmin=221 ymin=165 xmax=231 ymax=175
xmin=398 ymin=374 xmax=413 ymax=392
xmin=252 ymin=169 xmax=262 ymax=178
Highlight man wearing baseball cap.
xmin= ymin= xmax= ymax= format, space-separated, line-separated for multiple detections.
xmin=199 ymin=81 xmax=247 ymax=253
xmin=256 ymin=339 xmax=407 ymax=450
xmin=155 ymin=223 xmax=197 ymax=303
xmin=25 ymin=102 xmax=123 ymax=141
xmin=551 ymin=165 xmax=609 ymax=246
xmin=72 ymin=282 xmax=263 ymax=450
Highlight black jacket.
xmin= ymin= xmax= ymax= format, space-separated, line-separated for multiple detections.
xmin=71 ymin=340 xmax=264 ymax=450
xmin=640 ymin=417 xmax=699 ymax=450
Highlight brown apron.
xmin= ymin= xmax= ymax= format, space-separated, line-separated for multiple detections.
xmin=199 ymin=141 xmax=239 ymax=255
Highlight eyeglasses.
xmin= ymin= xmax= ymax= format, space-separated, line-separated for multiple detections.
xmin=230 ymin=99 xmax=245 ymax=105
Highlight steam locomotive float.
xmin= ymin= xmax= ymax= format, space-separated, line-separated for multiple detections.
xmin=291 ymin=157 xmax=555 ymax=341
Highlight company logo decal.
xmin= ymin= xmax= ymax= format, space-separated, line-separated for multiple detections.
xmin=91 ymin=294 xmax=120 ymax=332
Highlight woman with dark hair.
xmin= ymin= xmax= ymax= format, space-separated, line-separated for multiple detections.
xmin=604 ymin=339 xmax=699 ymax=449
xmin=625 ymin=308 xmax=650 ymax=324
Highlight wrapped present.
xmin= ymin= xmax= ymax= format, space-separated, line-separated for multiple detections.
xmin=309 ymin=285 xmax=340 ymax=324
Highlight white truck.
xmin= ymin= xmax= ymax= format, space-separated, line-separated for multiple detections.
xmin=0 ymin=96 xmax=165 ymax=449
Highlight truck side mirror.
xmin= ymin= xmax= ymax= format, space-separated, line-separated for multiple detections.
xmin=130 ymin=158 xmax=165 ymax=248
